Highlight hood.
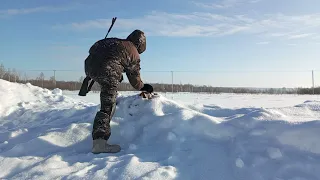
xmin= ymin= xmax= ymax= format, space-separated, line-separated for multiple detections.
xmin=126 ymin=29 xmax=146 ymax=54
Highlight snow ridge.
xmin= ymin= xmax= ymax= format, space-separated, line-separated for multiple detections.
xmin=0 ymin=79 xmax=320 ymax=180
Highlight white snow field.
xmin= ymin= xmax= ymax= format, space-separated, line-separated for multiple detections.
xmin=1 ymin=79 xmax=320 ymax=180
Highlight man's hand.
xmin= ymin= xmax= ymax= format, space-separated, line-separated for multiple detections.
xmin=140 ymin=84 xmax=153 ymax=93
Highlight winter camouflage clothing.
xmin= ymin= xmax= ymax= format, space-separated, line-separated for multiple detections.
xmin=84 ymin=29 xmax=147 ymax=141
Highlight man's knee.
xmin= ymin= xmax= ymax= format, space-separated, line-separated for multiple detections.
xmin=92 ymin=110 xmax=111 ymax=140
xmin=100 ymin=89 xmax=117 ymax=114
xmin=100 ymin=102 xmax=116 ymax=116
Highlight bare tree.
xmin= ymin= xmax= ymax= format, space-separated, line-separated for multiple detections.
xmin=11 ymin=68 xmax=20 ymax=82
xmin=40 ymin=72 xmax=45 ymax=80
xmin=50 ymin=76 xmax=55 ymax=82
xmin=7 ymin=68 xmax=11 ymax=81
xmin=79 ymin=76 xmax=85 ymax=82
xmin=37 ymin=72 xmax=45 ymax=87
xmin=0 ymin=64 xmax=5 ymax=79
xmin=24 ymin=73 xmax=28 ymax=83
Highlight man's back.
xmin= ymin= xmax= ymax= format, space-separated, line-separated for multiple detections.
xmin=88 ymin=38 xmax=140 ymax=68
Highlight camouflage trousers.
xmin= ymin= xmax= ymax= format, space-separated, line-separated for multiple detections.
xmin=91 ymin=86 xmax=117 ymax=140
xmin=85 ymin=54 xmax=123 ymax=141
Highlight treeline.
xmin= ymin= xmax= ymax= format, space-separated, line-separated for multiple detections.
xmin=295 ymin=87 xmax=320 ymax=94
xmin=0 ymin=64 xmax=319 ymax=94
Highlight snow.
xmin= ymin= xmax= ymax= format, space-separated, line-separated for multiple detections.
xmin=235 ymin=158 xmax=245 ymax=168
xmin=63 ymin=90 xmax=320 ymax=109
xmin=267 ymin=147 xmax=283 ymax=159
xmin=1 ymin=79 xmax=320 ymax=180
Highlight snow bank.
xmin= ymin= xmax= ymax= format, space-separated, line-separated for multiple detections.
xmin=1 ymin=79 xmax=320 ymax=180
xmin=64 ymin=90 xmax=320 ymax=109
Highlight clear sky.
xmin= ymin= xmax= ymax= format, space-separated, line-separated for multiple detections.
xmin=1 ymin=0 xmax=320 ymax=88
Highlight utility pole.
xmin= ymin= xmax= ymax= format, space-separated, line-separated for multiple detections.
xmin=171 ymin=71 xmax=174 ymax=98
xmin=53 ymin=70 xmax=56 ymax=88
xmin=312 ymin=70 xmax=315 ymax=94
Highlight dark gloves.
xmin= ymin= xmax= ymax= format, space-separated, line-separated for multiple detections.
xmin=140 ymin=84 xmax=153 ymax=93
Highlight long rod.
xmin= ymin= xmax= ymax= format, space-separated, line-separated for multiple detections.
xmin=105 ymin=17 xmax=117 ymax=39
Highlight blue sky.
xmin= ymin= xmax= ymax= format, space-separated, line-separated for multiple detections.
xmin=1 ymin=0 xmax=320 ymax=88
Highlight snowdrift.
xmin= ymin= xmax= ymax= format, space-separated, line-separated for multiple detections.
xmin=1 ymin=79 xmax=320 ymax=180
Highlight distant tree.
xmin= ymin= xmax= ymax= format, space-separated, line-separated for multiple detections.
xmin=40 ymin=72 xmax=45 ymax=80
xmin=24 ymin=73 xmax=28 ymax=83
xmin=79 ymin=76 xmax=85 ymax=82
xmin=6 ymin=68 xmax=11 ymax=81
xmin=11 ymin=68 xmax=20 ymax=82
xmin=37 ymin=72 xmax=45 ymax=87
xmin=0 ymin=64 xmax=5 ymax=79
xmin=50 ymin=76 xmax=55 ymax=82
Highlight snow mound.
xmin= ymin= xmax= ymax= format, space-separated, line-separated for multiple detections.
xmin=1 ymin=79 xmax=320 ymax=180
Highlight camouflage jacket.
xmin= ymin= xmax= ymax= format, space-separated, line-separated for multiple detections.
xmin=85 ymin=30 xmax=147 ymax=90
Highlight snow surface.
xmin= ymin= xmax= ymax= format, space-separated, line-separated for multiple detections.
xmin=63 ymin=90 xmax=320 ymax=109
xmin=1 ymin=79 xmax=320 ymax=180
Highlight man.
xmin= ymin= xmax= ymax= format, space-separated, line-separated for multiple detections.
xmin=82 ymin=29 xmax=154 ymax=153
